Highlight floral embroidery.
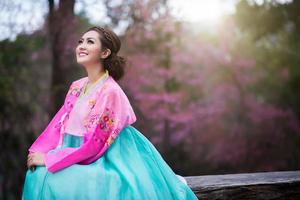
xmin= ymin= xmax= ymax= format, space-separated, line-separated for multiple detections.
xmin=106 ymin=135 xmax=114 ymax=145
xmin=106 ymin=128 xmax=120 ymax=146
xmin=68 ymin=87 xmax=82 ymax=97
xmin=112 ymin=128 xmax=120 ymax=138
xmin=97 ymin=108 xmax=116 ymax=132
xmin=88 ymin=99 xmax=96 ymax=109
xmin=83 ymin=114 xmax=99 ymax=130
xmin=84 ymin=107 xmax=117 ymax=134
xmin=102 ymin=85 xmax=108 ymax=91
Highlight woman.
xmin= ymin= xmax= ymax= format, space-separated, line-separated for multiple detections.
xmin=22 ymin=26 xmax=198 ymax=200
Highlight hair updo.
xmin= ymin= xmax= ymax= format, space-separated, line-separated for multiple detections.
xmin=84 ymin=26 xmax=126 ymax=81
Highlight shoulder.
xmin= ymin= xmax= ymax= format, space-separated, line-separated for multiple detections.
xmin=100 ymin=76 xmax=131 ymax=101
xmin=102 ymin=76 xmax=123 ymax=93
xmin=71 ymin=76 xmax=88 ymax=87
xmin=64 ymin=76 xmax=87 ymax=97
xmin=66 ymin=76 xmax=87 ymax=93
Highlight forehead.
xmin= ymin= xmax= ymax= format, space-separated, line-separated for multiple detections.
xmin=82 ymin=30 xmax=100 ymax=39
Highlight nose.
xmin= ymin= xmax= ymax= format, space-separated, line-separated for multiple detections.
xmin=78 ymin=43 xmax=86 ymax=50
xmin=76 ymin=44 xmax=86 ymax=55
xmin=79 ymin=46 xmax=86 ymax=51
xmin=76 ymin=45 xmax=86 ymax=54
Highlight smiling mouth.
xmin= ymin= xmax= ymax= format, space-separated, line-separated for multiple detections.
xmin=78 ymin=52 xmax=88 ymax=57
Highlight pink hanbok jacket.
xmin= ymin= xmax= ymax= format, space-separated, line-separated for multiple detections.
xmin=28 ymin=75 xmax=137 ymax=173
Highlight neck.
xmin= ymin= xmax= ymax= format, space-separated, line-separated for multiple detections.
xmin=85 ymin=63 xmax=106 ymax=84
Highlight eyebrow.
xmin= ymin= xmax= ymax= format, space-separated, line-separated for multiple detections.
xmin=79 ymin=37 xmax=96 ymax=41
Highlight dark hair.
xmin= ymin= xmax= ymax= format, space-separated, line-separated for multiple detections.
xmin=84 ymin=26 xmax=126 ymax=81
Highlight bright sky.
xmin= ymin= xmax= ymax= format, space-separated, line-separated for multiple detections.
xmin=82 ymin=0 xmax=238 ymax=35
xmin=0 ymin=0 xmax=239 ymax=41
xmin=169 ymin=0 xmax=236 ymax=24
xmin=0 ymin=0 xmax=292 ymax=41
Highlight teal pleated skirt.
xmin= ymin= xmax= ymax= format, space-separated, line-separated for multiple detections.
xmin=22 ymin=125 xmax=198 ymax=200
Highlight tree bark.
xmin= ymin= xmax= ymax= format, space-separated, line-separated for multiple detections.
xmin=47 ymin=0 xmax=75 ymax=115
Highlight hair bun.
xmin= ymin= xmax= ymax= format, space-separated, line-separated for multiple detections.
xmin=104 ymin=53 xmax=126 ymax=81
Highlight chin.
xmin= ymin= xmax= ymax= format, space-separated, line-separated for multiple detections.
xmin=76 ymin=58 xmax=90 ymax=66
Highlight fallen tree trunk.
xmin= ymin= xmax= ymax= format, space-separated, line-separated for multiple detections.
xmin=185 ymin=170 xmax=300 ymax=200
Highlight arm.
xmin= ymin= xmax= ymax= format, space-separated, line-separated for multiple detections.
xmin=28 ymin=104 xmax=66 ymax=154
xmin=44 ymin=89 xmax=136 ymax=173
xmin=28 ymin=82 xmax=75 ymax=154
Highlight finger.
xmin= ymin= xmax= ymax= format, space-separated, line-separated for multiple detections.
xmin=28 ymin=159 xmax=33 ymax=167
xmin=29 ymin=155 xmax=35 ymax=161
xmin=30 ymin=165 xmax=36 ymax=171
xmin=28 ymin=161 xmax=35 ymax=170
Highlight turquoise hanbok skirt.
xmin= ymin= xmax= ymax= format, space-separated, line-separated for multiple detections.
xmin=22 ymin=125 xmax=198 ymax=200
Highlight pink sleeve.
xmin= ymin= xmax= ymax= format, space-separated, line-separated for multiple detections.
xmin=28 ymin=104 xmax=66 ymax=154
xmin=44 ymin=89 xmax=136 ymax=173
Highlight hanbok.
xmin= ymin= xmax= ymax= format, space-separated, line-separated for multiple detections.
xmin=22 ymin=70 xmax=198 ymax=200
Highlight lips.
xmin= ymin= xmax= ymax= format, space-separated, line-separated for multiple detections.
xmin=78 ymin=52 xmax=88 ymax=57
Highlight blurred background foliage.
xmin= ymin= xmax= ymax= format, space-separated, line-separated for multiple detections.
xmin=0 ymin=0 xmax=300 ymax=198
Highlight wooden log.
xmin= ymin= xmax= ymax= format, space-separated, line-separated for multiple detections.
xmin=185 ymin=170 xmax=300 ymax=200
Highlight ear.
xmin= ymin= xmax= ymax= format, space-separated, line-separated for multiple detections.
xmin=101 ymin=49 xmax=111 ymax=59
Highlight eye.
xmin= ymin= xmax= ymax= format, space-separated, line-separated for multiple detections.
xmin=87 ymin=40 xmax=94 ymax=44
xmin=78 ymin=39 xmax=83 ymax=44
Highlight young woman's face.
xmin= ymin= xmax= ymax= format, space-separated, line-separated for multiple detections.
xmin=76 ymin=30 xmax=103 ymax=66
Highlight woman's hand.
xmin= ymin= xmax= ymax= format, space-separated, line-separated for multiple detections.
xmin=27 ymin=152 xmax=45 ymax=170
